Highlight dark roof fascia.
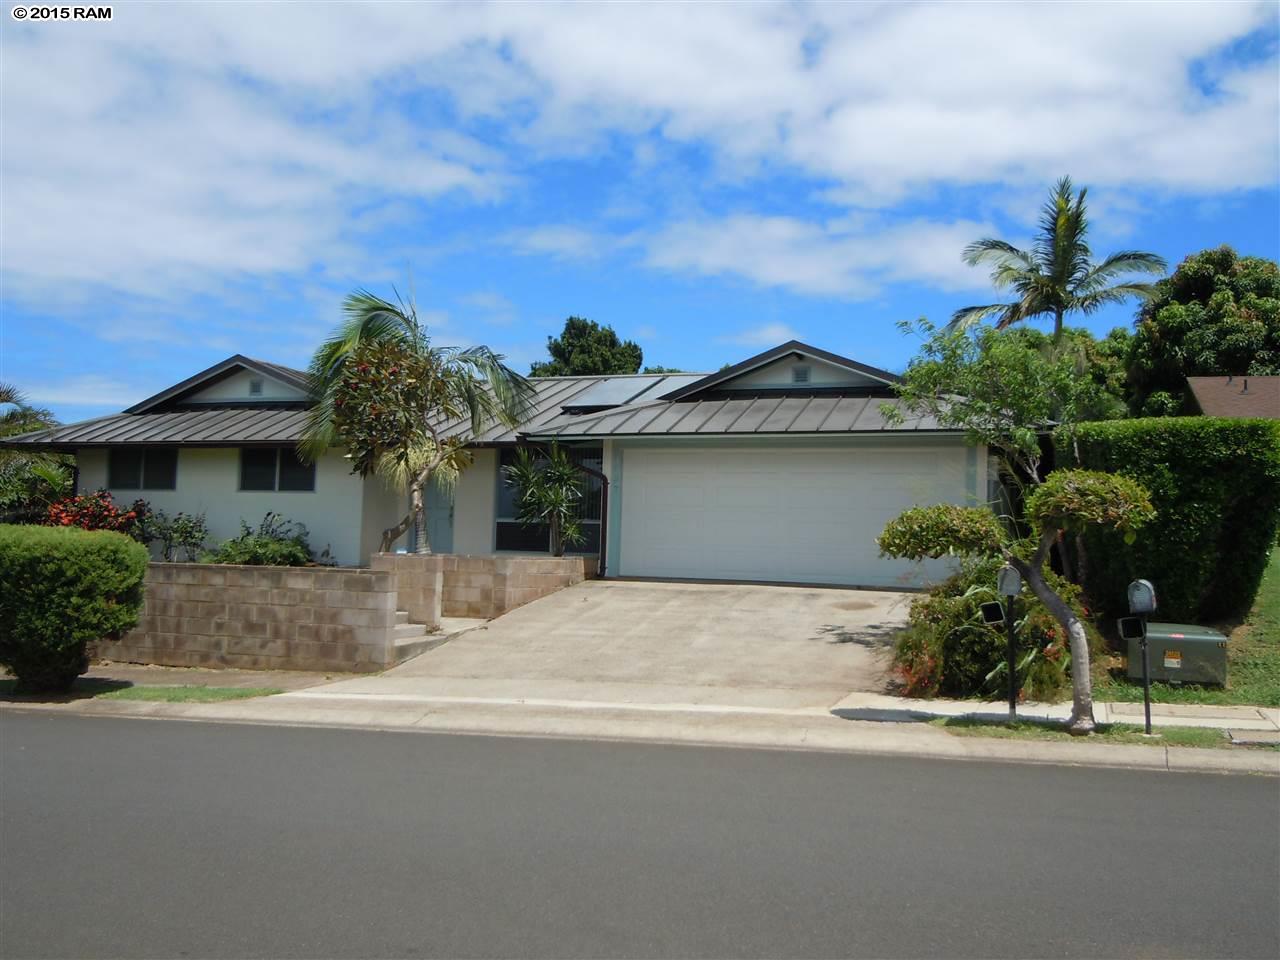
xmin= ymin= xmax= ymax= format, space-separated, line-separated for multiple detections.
xmin=659 ymin=340 xmax=903 ymax=402
xmin=689 ymin=385 xmax=897 ymax=401
xmin=6 ymin=440 xmax=305 ymax=451
xmin=124 ymin=355 xmax=310 ymax=414
xmin=522 ymin=427 xmax=971 ymax=441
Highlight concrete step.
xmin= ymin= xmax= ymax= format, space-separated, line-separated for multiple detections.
xmin=392 ymin=626 xmax=448 ymax=663
xmin=395 ymin=610 xmax=409 ymax=625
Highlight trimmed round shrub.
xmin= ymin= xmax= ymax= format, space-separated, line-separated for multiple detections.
xmin=892 ymin=556 xmax=1102 ymax=701
xmin=0 ymin=524 xmax=149 ymax=693
xmin=1058 ymin=417 xmax=1280 ymax=621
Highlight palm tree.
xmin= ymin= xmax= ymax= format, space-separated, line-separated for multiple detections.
xmin=952 ymin=177 xmax=1166 ymax=340
xmin=303 ymin=289 xmax=533 ymax=554
xmin=0 ymin=383 xmax=72 ymax=521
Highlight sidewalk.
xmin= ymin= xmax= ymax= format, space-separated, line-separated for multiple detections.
xmin=3 ymin=666 xmax=1277 ymax=776
xmin=829 ymin=691 xmax=1280 ymax=733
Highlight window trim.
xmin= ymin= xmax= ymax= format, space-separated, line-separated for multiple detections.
xmin=238 ymin=447 xmax=316 ymax=493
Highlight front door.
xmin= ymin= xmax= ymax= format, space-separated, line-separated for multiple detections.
xmin=423 ymin=480 xmax=454 ymax=553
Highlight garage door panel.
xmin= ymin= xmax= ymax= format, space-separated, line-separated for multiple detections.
xmin=618 ymin=445 xmax=968 ymax=587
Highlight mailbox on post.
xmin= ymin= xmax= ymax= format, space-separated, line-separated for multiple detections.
xmin=1125 ymin=579 xmax=1159 ymax=735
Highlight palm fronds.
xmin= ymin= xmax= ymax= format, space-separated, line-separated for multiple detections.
xmin=953 ymin=177 xmax=1168 ymax=339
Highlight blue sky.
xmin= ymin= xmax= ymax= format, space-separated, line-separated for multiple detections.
xmin=2 ymin=1 xmax=1278 ymax=423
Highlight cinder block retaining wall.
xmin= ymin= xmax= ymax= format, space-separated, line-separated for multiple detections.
xmin=373 ymin=554 xmax=596 ymax=624
xmin=103 ymin=563 xmax=398 ymax=672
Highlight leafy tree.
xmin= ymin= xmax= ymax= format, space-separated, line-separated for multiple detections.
xmin=887 ymin=319 xmax=1126 ymax=486
xmin=530 ymin=317 xmax=643 ymax=376
xmin=304 ymin=289 xmax=533 ymax=554
xmin=0 ymin=383 xmax=72 ymax=522
xmin=502 ymin=443 xmax=587 ymax=557
xmin=952 ymin=176 xmax=1166 ymax=340
xmin=1125 ymin=246 xmax=1280 ymax=415
xmin=879 ymin=470 xmax=1154 ymax=733
xmin=641 ymin=365 xmax=686 ymax=374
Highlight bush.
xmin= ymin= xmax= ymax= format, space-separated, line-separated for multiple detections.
xmin=46 ymin=490 xmax=149 ymax=540
xmin=892 ymin=556 xmax=1102 ymax=701
xmin=138 ymin=509 xmax=208 ymax=561
xmin=0 ymin=524 xmax=149 ymax=692
xmin=1058 ymin=417 xmax=1280 ymax=621
xmin=201 ymin=513 xmax=313 ymax=566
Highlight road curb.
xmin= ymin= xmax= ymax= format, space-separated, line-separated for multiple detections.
xmin=3 ymin=698 xmax=1277 ymax=776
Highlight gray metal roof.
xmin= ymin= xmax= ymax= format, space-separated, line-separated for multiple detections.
xmin=3 ymin=408 xmax=312 ymax=449
xmin=3 ymin=372 xmax=710 ymax=450
xmin=1 ymin=369 xmax=942 ymax=450
xmin=525 ymin=395 xmax=949 ymax=438
xmin=431 ymin=373 xmax=708 ymax=444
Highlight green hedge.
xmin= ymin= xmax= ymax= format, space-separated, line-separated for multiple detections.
xmin=0 ymin=524 xmax=149 ymax=692
xmin=1057 ymin=418 xmax=1280 ymax=622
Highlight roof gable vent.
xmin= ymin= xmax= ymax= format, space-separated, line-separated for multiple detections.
xmin=792 ymin=365 xmax=811 ymax=385
xmin=248 ymin=377 xmax=264 ymax=397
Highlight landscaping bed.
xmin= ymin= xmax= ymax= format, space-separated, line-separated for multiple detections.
xmin=1093 ymin=548 xmax=1280 ymax=708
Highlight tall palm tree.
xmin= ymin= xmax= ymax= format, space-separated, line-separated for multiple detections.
xmin=302 ymin=289 xmax=533 ymax=554
xmin=952 ymin=177 xmax=1166 ymax=340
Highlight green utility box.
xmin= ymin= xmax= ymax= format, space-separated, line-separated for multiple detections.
xmin=1127 ymin=622 xmax=1228 ymax=685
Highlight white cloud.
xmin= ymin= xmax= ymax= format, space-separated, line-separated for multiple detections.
xmin=0 ymin=0 xmax=1275 ymax=318
xmin=501 ymin=225 xmax=628 ymax=261
xmin=646 ymin=214 xmax=995 ymax=298
xmin=718 ymin=323 xmax=802 ymax=346
xmin=26 ymin=375 xmax=143 ymax=408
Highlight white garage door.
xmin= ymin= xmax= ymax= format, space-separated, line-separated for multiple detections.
xmin=617 ymin=445 xmax=971 ymax=588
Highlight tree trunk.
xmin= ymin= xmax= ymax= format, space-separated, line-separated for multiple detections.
xmin=1021 ymin=562 xmax=1095 ymax=734
xmin=1056 ymin=531 xmax=1076 ymax=583
xmin=549 ymin=514 xmax=563 ymax=557
xmin=1053 ymin=307 xmax=1064 ymax=341
xmin=1074 ymin=533 xmax=1089 ymax=590
xmin=411 ymin=482 xmax=431 ymax=555
xmin=379 ymin=514 xmax=412 ymax=553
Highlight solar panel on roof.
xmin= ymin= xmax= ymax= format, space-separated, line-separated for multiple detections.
xmin=561 ymin=377 xmax=662 ymax=410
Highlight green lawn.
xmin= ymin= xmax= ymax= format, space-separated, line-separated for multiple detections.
xmin=929 ymin=716 xmax=1255 ymax=750
xmin=0 ymin=679 xmax=283 ymax=703
xmin=1092 ymin=547 xmax=1280 ymax=708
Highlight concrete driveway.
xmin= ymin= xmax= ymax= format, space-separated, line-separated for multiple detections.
xmin=316 ymin=580 xmax=910 ymax=711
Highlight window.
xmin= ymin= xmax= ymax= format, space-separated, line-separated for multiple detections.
xmin=108 ymin=448 xmax=176 ymax=490
xmin=495 ymin=446 xmax=602 ymax=554
xmin=240 ymin=447 xmax=315 ymax=492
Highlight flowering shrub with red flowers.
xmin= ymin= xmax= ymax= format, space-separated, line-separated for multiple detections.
xmin=891 ymin=555 xmax=1103 ymax=701
xmin=45 ymin=491 xmax=150 ymax=541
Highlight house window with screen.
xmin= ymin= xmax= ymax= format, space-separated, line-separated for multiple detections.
xmin=239 ymin=447 xmax=315 ymax=492
xmin=495 ymin=446 xmax=602 ymax=553
xmin=108 ymin=448 xmax=178 ymax=490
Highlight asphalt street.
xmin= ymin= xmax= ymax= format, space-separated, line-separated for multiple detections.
xmin=1 ymin=713 xmax=1277 ymax=959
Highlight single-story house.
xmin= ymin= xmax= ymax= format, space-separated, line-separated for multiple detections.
xmin=7 ymin=340 xmax=990 ymax=588
xmin=1186 ymin=376 xmax=1280 ymax=419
